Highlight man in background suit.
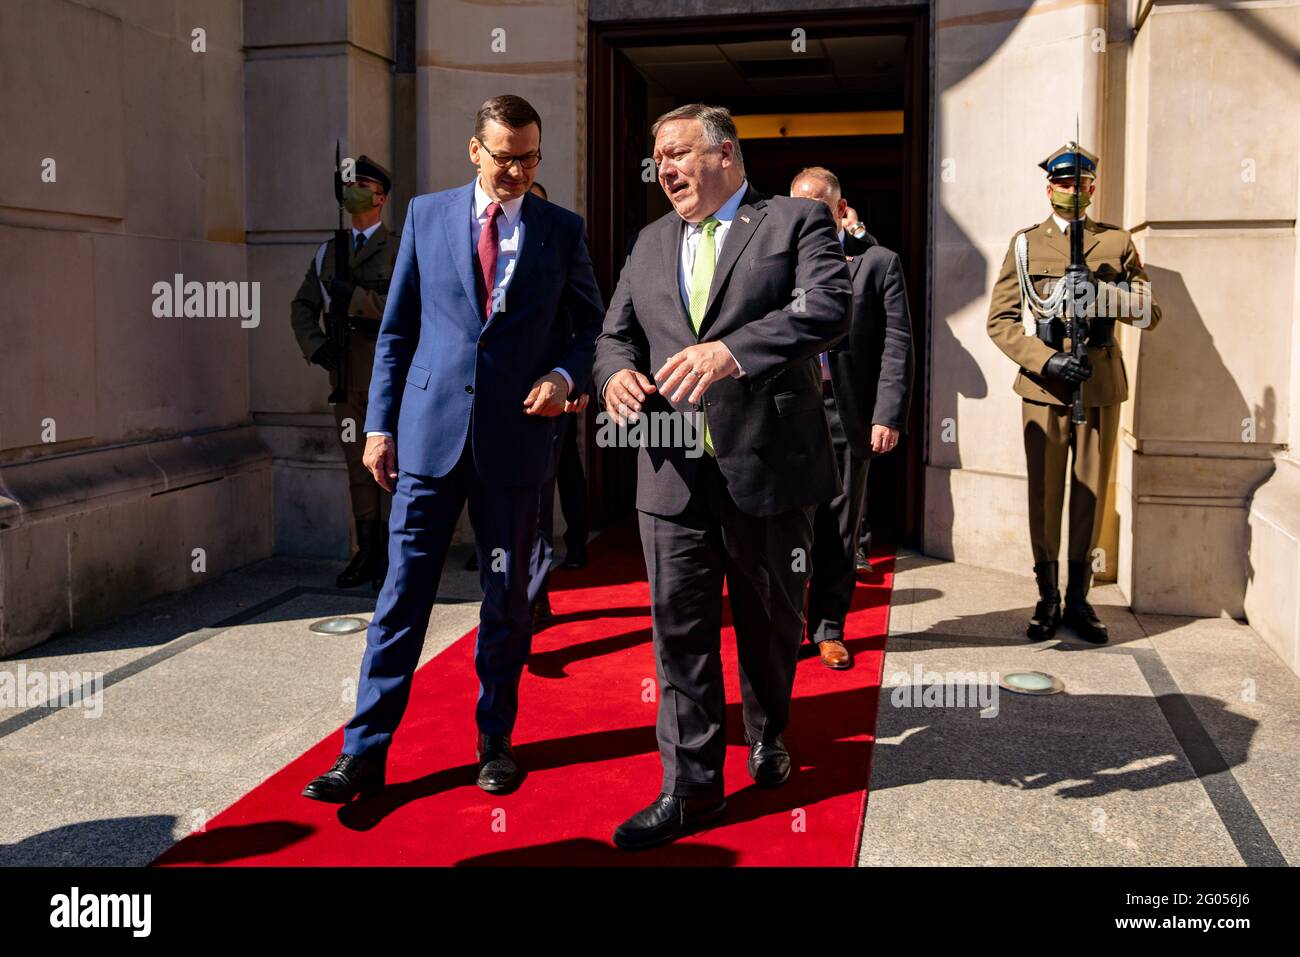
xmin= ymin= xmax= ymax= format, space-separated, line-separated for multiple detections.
xmin=594 ymin=104 xmax=851 ymax=850
xmin=791 ymin=167 xmax=914 ymax=669
xmin=841 ymin=202 xmax=881 ymax=569
xmin=302 ymin=95 xmax=604 ymax=803
xmin=527 ymin=180 xmax=593 ymax=629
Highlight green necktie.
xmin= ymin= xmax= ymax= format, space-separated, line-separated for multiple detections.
xmin=688 ymin=216 xmax=718 ymax=455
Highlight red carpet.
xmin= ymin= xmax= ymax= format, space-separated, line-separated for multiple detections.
xmin=154 ymin=523 xmax=893 ymax=867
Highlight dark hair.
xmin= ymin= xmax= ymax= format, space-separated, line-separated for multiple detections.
xmin=651 ymin=103 xmax=744 ymax=171
xmin=475 ymin=95 xmax=542 ymax=142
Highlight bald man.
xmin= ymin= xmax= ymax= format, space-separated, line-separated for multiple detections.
xmin=791 ymin=166 xmax=913 ymax=669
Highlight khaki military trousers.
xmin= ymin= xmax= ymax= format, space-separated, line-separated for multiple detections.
xmin=1022 ymin=400 xmax=1119 ymax=564
xmin=331 ymin=334 xmax=390 ymax=525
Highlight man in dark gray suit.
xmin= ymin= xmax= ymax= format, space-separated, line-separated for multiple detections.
xmin=791 ymin=168 xmax=914 ymax=670
xmin=594 ymin=104 xmax=851 ymax=850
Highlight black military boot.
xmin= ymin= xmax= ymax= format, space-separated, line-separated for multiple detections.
xmin=1027 ymin=560 xmax=1061 ymax=641
xmin=1063 ymin=560 xmax=1109 ymax=644
xmin=337 ymin=519 xmax=378 ymax=589
xmin=370 ymin=521 xmax=389 ymax=591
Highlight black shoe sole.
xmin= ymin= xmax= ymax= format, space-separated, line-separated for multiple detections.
xmin=612 ymin=801 xmax=726 ymax=851
xmin=301 ymin=782 xmax=383 ymax=803
xmin=1063 ymin=625 xmax=1109 ymax=644
xmin=750 ymin=765 xmax=791 ymax=787
xmin=476 ymin=771 xmax=523 ymax=795
xmin=1061 ymin=612 xmax=1108 ymax=644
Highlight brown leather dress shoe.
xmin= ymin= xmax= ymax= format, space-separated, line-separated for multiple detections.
xmin=818 ymin=638 xmax=852 ymax=670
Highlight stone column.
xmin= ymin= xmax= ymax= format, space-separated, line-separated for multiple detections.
xmin=1119 ymin=3 xmax=1299 ymax=642
xmin=244 ymin=0 xmax=396 ymax=559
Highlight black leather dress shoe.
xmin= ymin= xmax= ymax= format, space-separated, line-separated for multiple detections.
xmin=746 ymin=734 xmax=791 ymax=787
xmin=612 ymin=791 xmax=726 ymax=851
xmin=561 ymin=547 xmax=588 ymax=571
xmin=476 ymin=733 xmax=521 ymax=793
xmin=302 ymin=752 xmax=385 ymax=803
xmin=855 ymin=548 xmax=871 ymax=572
xmin=531 ymin=596 xmax=553 ymax=629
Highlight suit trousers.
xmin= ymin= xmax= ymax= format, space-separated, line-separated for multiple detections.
xmin=638 ymin=453 xmax=815 ymax=797
xmin=528 ymin=413 xmax=589 ymax=606
xmin=343 ymin=433 xmax=542 ymax=757
xmin=557 ymin=413 xmax=590 ymax=554
xmin=808 ymin=396 xmax=871 ymax=643
xmin=1022 ymin=399 xmax=1119 ymax=564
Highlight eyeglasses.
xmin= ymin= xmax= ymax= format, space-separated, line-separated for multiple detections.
xmin=477 ymin=142 xmax=542 ymax=170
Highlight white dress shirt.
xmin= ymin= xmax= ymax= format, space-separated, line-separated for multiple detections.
xmin=473 ymin=176 xmax=525 ymax=307
xmin=677 ymin=178 xmax=749 ymax=377
xmin=1052 ymin=212 xmax=1084 ymax=234
xmin=471 ymin=178 xmax=573 ymax=395
xmin=353 ymin=221 xmax=382 ymax=248
xmin=678 ymin=178 xmax=749 ymax=312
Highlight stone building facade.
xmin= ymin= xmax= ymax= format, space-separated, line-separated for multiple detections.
xmin=2 ymin=0 xmax=1297 ymax=675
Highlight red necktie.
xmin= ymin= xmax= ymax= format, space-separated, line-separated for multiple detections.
xmin=476 ymin=202 xmax=501 ymax=322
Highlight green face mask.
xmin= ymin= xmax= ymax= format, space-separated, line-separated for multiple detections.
xmin=342 ymin=185 xmax=376 ymax=214
xmin=1049 ymin=187 xmax=1091 ymax=219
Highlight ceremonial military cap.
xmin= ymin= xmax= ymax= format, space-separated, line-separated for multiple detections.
xmin=1039 ymin=142 xmax=1098 ymax=180
xmin=354 ymin=155 xmax=392 ymax=193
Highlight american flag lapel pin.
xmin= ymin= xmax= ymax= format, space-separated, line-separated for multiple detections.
xmin=740 ymin=214 xmax=751 ymax=224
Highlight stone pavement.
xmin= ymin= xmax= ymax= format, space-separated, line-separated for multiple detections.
xmin=861 ymin=551 xmax=1298 ymax=867
xmin=0 ymin=546 xmax=1294 ymax=867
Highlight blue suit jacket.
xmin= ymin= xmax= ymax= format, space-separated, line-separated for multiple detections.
xmin=365 ymin=181 xmax=605 ymax=482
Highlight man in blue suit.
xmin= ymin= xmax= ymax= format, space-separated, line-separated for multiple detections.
xmin=303 ymin=95 xmax=605 ymax=800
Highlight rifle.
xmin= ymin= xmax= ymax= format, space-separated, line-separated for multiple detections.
xmin=1064 ymin=123 xmax=1090 ymax=426
xmin=326 ymin=140 xmax=352 ymax=404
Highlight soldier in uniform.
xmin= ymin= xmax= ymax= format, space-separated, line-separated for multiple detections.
xmin=987 ymin=143 xmax=1161 ymax=644
xmin=290 ymin=155 xmax=399 ymax=589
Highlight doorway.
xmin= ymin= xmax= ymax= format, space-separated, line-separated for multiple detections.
xmin=586 ymin=8 xmax=930 ymax=547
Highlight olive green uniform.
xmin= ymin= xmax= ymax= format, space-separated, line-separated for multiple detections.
xmin=290 ymin=224 xmax=398 ymax=524
xmin=987 ymin=215 xmax=1161 ymax=564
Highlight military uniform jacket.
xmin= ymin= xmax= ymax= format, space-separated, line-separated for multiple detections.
xmin=987 ymin=215 xmax=1161 ymax=406
xmin=290 ymin=223 xmax=399 ymax=392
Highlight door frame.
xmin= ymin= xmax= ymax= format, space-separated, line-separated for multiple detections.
xmin=586 ymin=6 xmax=932 ymax=544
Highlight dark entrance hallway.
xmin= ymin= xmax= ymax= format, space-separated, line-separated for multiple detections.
xmin=586 ymin=9 xmax=930 ymax=547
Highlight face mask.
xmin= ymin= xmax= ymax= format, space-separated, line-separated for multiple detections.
xmin=1049 ymin=187 xmax=1091 ymax=219
xmin=343 ymin=185 xmax=376 ymax=214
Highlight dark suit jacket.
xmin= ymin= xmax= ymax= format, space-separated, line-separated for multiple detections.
xmin=594 ymin=184 xmax=852 ymax=518
xmin=365 ymin=182 xmax=605 ymax=481
xmin=828 ymin=236 xmax=915 ymax=454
